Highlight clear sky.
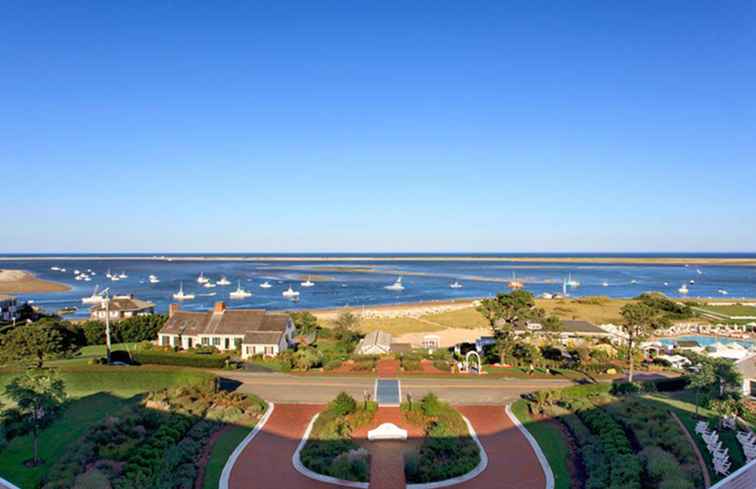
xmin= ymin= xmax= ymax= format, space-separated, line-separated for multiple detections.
xmin=2 ymin=1 xmax=754 ymax=253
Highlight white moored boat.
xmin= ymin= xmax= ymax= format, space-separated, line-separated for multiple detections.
xmin=282 ymin=285 xmax=300 ymax=298
xmin=300 ymin=276 xmax=315 ymax=287
xmin=105 ymin=269 xmax=113 ymax=278
xmin=196 ymin=272 xmax=208 ymax=284
xmin=118 ymin=272 xmax=128 ymax=279
xmin=229 ymin=280 xmax=252 ymax=299
xmin=173 ymin=282 xmax=195 ymax=300
xmin=81 ymin=286 xmax=106 ymax=305
xmin=449 ymin=280 xmax=463 ymax=289
xmin=507 ymin=272 xmax=523 ymax=289
xmin=259 ymin=281 xmax=272 ymax=289
xmin=678 ymin=284 xmax=689 ymax=294
xmin=385 ymin=277 xmax=405 ymax=291
xmin=217 ymin=276 xmax=231 ymax=286
xmin=203 ymin=281 xmax=216 ymax=288
xmin=602 ymin=281 xmax=609 ymax=287
xmin=566 ymin=273 xmax=580 ymax=288
xmin=149 ymin=274 xmax=160 ymax=284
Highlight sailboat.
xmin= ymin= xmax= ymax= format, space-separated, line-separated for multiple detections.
xmin=81 ymin=286 xmax=106 ymax=304
xmin=507 ymin=272 xmax=523 ymax=289
xmin=229 ymin=280 xmax=252 ymax=299
xmin=449 ymin=280 xmax=463 ymax=289
xmin=282 ymin=285 xmax=300 ymax=298
xmin=718 ymin=289 xmax=729 ymax=295
xmin=118 ymin=271 xmax=128 ymax=279
xmin=196 ymin=272 xmax=208 ymax=284
xmin=148 ymin=274 xmax=160 ymax=284
xmin=217 ymin=276 xmax=231 ymax=286
xmin=106 ymin=269 xmax=113 ymax=278
xmin=259 ymin=281 xmax=272 ymax=289
xmin=385 ymin=277 xmax=405 ymax=291
xmin=602 ymin=281 xmax=609 ymax=287
xmin=566 ymin=273 xmax=580 ymax=288
xmin=300 ymin=276 xmax=315 ymax=287
xmin=678 ymin=284 xmax=689 ymax=294
xmin=110 ymin=274 xmax=120 ymax=281
xmin=203 ymin=281 xmax=216 ymax=288
xmin=173 ymin=282 xmax=195 ymax=300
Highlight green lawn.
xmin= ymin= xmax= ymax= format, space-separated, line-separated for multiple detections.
xmin=202 ymin=425 xmax=252 ymax=489
xmin=0 ymin=366 xmax=213 ymax=487
xmin=77 ymin=342 xmax=141 ymax=357
xmin=697 ymin=304 xmax=756 ymax=317
xmin=510 ymin=399 xmax=571 ymax=489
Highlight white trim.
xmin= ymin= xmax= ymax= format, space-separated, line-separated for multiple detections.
xmin=709 ymin=458 xmax=756 ymax=489
xmin=292 ymin=413 xmax=370 ymax=488
xmin=0 ymin=476 xmax=22 ymax=489
xmin=406 ymin=414 xmax=488 ymax=489
xmin=219 ymin=401 xmax=275 ymax=489
xmin=505 ymin=403 xmax=555 ymax=489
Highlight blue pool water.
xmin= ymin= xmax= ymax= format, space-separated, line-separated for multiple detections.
xmin=659 ymin=335 xmax=754 ymax=348
xmin=2 ymin=253 xmax=756 ymax=318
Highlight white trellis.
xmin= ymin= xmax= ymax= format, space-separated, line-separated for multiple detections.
xmin=465 ymin=351 xmax=482 ymax=375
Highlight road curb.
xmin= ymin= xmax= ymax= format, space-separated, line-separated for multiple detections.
xmin=219 ymin=401 xmax=275 ymax=489
xmin=505 ymin=403 xmax=555 ymax=489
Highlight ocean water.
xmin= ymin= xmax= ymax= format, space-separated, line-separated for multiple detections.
xmin=2 ymin=253 xmax=756 ymax=319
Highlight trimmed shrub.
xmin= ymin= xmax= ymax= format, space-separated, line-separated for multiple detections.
xmin=329 ymin=392 xmax=357 ymax=417
xmin=132 ymin=351 xmax=229 ymax=368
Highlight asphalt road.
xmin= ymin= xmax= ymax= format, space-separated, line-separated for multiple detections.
xmin=220 ymin=372 xmax=575 ymax=404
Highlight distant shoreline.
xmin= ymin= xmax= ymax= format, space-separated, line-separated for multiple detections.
xmin=1 ymin=255 xmax=756 ymax=266
xmin=0 ymin=269 xmax=71 ymax=294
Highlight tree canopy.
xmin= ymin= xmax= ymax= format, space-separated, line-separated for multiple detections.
xmin=0 ymin=322 xmax=75 ymax=368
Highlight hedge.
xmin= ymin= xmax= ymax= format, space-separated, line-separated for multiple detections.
xmin=643 ymin=376 xmax=690 ymax=392
xmin=133 ymin=351 xmax=229 ymax=368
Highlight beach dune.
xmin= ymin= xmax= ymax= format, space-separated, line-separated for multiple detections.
xmin=0 ymin=269 xmax=71 ymax=294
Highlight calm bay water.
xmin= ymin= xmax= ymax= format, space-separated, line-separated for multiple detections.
xmin=2 ymin=253 xmax=756 ymax=319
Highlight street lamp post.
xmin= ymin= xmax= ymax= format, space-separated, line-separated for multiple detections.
xmin=104 ymin=291 xmax=112 ymax=363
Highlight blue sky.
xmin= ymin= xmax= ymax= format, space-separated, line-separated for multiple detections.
xmin=2 ymin=1 xmax=754 ymax=253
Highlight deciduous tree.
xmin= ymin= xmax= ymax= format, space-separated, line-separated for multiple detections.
xmin=620 ymin=303 xmax=669 ymax=382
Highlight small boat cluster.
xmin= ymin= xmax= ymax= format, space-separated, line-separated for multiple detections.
xmin=50 ymin=266 xmax=95 ymax=281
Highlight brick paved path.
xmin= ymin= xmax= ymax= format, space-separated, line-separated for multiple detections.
xmin=229 ymin=404 xmax=547 ymax=489
xmin=376 ymin=359 xmax=400 ymax=377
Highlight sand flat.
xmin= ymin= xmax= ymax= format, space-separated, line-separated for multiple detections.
xmin=0 ymin=269 xmax=70 ymax=294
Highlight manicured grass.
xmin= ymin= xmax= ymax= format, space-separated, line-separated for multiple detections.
xmin=0 ymin=366 xmax=213 ymax=487
xmin=202 ymin=425 xmax=252 ymax=489
xmin=77 ymin=342 xmax=141 ymax=357
xmin=510 ymin=399 xmax=571 ymax=489
xmin=696 ymin=304 xmax=756 ymax=318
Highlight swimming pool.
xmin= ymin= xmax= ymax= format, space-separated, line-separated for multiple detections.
xmin=659 ymin=335 xmax=754 ymax=348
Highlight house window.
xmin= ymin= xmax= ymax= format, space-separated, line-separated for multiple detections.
xmin=245 ymin=346 xmax=251 ymax=355
xmin=161 ymin=336 xmax=170 ymax=346
xmin=234 ymin=338 xmax=242 ymax=348
xmin=212 ymin=337 xmax=221 ymax=347
xmin=264 ymin=346 xmax=274 ymax=356
xmin=224 ymin=338 xmax=230 ymax=349
xmin=201 ymin=337 xmax=209 ymax=346
xmin=187 ymin=338 xmax=193 ymax=349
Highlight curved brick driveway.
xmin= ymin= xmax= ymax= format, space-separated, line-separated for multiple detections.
xmin=229 ymin=404 xmax=546 ymax=489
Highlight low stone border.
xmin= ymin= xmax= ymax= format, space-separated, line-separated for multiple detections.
xmin=0 ymin=476 xmax=21 ymax=489
xmin=406 ymin=414 xmax=488 ymax=489
xmin=292 ymin=412 xmax=488 ymax=489
xmin=219 ymin=401 xmax=275 ymax=489
xmin=505 ymin=403 xmax=555 ymax=489
xmin=292 ymin=413 xmax=369 ymax=488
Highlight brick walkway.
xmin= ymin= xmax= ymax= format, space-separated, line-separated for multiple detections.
xmin=229 ymin=404 xmax=546 ymax=489
xmin=376 ymin=359 xmax=400 ymax=377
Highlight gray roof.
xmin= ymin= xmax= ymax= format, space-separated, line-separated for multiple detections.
xmin=356 ymin=330 xmax=392 ymax=353
xmin=90 ymin=297 xmax=154 ymax=312
xmin=160 ymin=307 xmax=290 ymax=345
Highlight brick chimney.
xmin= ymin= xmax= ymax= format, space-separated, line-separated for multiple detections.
xmin=214 ymin=301 xmax=226 ymax=314
xmin=169 ymin=303 xmax=180 ymax=318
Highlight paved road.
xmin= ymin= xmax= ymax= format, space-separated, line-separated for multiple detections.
xmin=220 ymin=372 xmax=574 ymax=404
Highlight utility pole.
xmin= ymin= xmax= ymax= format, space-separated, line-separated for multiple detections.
xmin=104 ymin=290 xmax=112 ymax=363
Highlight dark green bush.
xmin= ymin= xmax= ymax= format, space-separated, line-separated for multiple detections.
xmin=133 ymin=350 xmax=229 ymax=368
xmin=611 ymin=382 xmax=641 ymax=395
xmin=329 ymin=392 xmax=357 ymax=416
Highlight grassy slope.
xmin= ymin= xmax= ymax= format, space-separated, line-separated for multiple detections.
xmin=202 ymin=425 xmax=253 ymax=489
xmin=510 ymin=399 xmax=571 ymax=489
xmin=0 ymin=366 xmax=212 ymax=488
xmin=645 ymin=391 xmax=753 ymax=483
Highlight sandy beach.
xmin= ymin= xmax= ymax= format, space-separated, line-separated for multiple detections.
xmin=0 ymin=269 xmax=71 ymax=294
xmin=307 ymin=297 xmax=479 ymax=321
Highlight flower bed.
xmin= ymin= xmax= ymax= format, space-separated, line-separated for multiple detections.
xmin=299 ymin=393 xmax=377 ymax=482
xmin=402 ymin=394 xmax=480 ymax=483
